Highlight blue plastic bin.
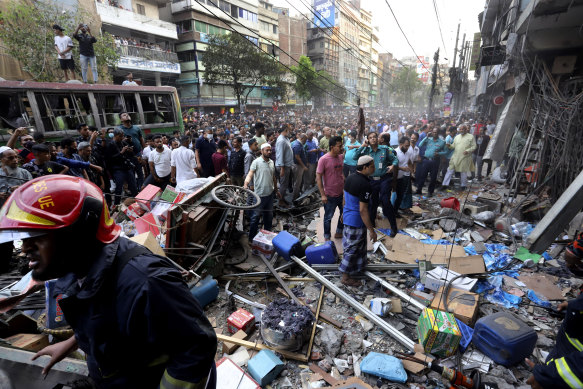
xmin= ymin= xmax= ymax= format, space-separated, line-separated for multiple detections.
xmin=305 ymin=241 xmax=339 ymax=265
xmin=472 ymin=311 xmax=537 ymax=366
xmin=272 ymin=231 xmax=301 ymax=261
xmin=190 ymin=275 xmax=219 ymax=308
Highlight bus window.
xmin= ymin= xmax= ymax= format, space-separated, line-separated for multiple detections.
xmin=97 ymin=93 xmax=124 ymax=127
xmin=155 ymin=94 xmax=175 ymax=123
xmin=72 ymin=93 xmax=97 ymax=128
xmin=42 ymin=93 xmax=85 ymax=132
xmin=123 ymin=94 xmax=139 ymax=124
xmin=140 ymin=94 xmax=157 ymax=124
xmin=0 ymin=92 xmax=27 ymax=129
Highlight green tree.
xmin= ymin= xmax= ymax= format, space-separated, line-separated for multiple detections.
xmin=202 ymin=33 xmax=281 ymax=109
xmin=389 ymin=66 xmax=424 ymax=108
xmin=0 ymin=0 xmax=119 ymax=82
xmin=290 ymin=56 xmax=348 ymax=107
xmin=290 ymin=55 xmax=319 ymax=105
xmin=263 ymin=65 xmax=291 ymax=103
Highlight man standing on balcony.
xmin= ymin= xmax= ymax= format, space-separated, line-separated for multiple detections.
xmin=73 ymin=23 xmax=98 ymax=84
xmin=53 ymin=24 xmax=76 ymax=82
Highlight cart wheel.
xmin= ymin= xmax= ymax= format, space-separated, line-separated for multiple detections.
xmin=211 ymin=185 xmax=261 ymax=210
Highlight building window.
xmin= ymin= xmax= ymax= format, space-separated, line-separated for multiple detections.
xmin=177 ymin=51 xmax=196 ymax=62
xmin=136 ymin=3 xmax=145 ymax=15
xmin=308 ymin=42 xmax=315 ymax=49
xmin=177 ymin=20 xmax=193 ymax=33
xmin=273 ymin=24 xmax=277 ymax=34
xmin=195 ymin=20 xmax=207 ymax=33
xmin=246 ymin=36 xmax=259 ymax=45
xmin=219 ymin=0 xmax=230 ymax=13
xmin=239 ymin=8 xmax=257 ymax=23
xmin=231 ymin=5 xmax=238 ymax=18
xmin=320 ymin=42 xmax=324 ymax=48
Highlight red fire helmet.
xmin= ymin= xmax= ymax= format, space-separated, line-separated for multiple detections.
xmin=0 ymin=175 xmax=120 ymax=244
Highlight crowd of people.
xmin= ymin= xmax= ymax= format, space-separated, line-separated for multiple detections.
xmin=0 ymin=108 xmax=496 ymax=273
xmin=113 ymin=35 xmax=170 ymax=53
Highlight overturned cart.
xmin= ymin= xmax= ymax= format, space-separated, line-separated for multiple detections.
xmin=162 ymin=174 xmax=261 ymax=282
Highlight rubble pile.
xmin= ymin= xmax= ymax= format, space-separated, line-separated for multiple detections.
xmin=1 ymin=176 xmax=581 ymax=389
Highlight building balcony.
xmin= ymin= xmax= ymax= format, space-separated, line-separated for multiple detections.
xmin=115 ymin=46 xmax=180 ymax=74
xmin=96 ymin=1 xmax=178 ymax=40
xmin=515 ymin=0 xmax=583 ymax=51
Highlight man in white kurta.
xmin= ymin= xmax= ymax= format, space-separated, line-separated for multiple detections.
xmin=441 ymin=125 xmax=476 ymax=190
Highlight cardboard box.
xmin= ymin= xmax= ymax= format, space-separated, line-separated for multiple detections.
xmin=227 ymin=308 xmax=255 ymax=334
xmin=247 ymin=349 xmax=284 ymax=386
xmin=215 ymin=357 xmax=260 ymax=389
xmin=222 ymin=330 xmax=249 ymax=354
xmin=6 ymin=333 xmax=49 ymax=351
xmin=134 ymin=213 xmax=161 ymax=237
xmin=130 ymin=232 xmax=166 ymax=257
xmin=136 ymin=185 xmax=161 ymax=211
xmin=417 ymin=308 xmax=461 ymax=357
xmin=430 ymin=286 xmax=479 ymax=326
xmin=251 ymin=230 xmax=277 ymax=255
xmin=423 ymin=267 xmax=477 ymax=292
xmin=160 ymin=185 xmax=179 ymax=203
xmin=123 ymin=202 xmax=146 ymax=221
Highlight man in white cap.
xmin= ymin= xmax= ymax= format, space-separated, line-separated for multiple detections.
xmin=244 ymin=142 xmax=280 ymax=240
xmin=339 ymin=155 xmax=377 ymax=287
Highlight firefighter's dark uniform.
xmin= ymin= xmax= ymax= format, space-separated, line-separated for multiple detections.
xmin=534 ymin=292 xmax=583 ymax=388
xmin=54 ymin=237 xmax=217 ymax=388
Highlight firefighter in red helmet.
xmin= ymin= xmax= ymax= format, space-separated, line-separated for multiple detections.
xmin=0 ymin=175 xmax=217 ymax=389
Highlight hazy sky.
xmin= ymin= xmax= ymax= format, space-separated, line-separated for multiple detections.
xmin=270 ymin=0 xmax=485 ymax=66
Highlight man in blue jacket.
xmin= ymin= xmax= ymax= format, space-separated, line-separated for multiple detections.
xmin=0 ymin=175 xmax=217 ymax=388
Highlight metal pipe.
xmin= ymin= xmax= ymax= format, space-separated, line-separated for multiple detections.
xmin=223 ymin=262 xmax=295 ymax=277
xmin=364 ymin=271 xmax=426 ymax=311
xmin=311 ymin=263 xmax=447 ymax=271
xmin=290 ymin=256 xmax=415 ymax=351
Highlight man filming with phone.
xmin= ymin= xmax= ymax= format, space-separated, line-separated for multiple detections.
xmin=73 ymin=23 xmax=98 ymax=84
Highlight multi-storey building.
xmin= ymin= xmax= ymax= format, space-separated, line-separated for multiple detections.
xmin=171 ymin=0 xmax=272 ymax=111
xmin=258 ymin=0 xmax=279 ymax=59
xmin=357 ymin=8 xmax=372 ymax=106
xmin=97 ymin=0 xmax=180 ymax=85
xmin=274 ymin=7 xmax=307 ymax=67
xmin=378 ymin=52 xmax=394 ymax=107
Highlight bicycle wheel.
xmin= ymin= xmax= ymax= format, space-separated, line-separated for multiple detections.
xmin=211 ymin=185 xmax=261 ymax=210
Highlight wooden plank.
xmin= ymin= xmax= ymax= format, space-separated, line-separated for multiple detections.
xmin=216 ymin=333 xmax=308 ymax=362
xmin=309 ymin=362 xmax=339 ymax=386
xmin=305 ymin=286 xmax=325 ymax=360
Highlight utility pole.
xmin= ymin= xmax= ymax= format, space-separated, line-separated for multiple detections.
xmin=428 ymin=48 xmax=439 ymax=117
xmin=451 ymin=23 xmax=460 ymax=70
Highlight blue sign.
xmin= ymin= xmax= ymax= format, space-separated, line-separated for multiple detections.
xmin=314 ymin=0 xmax=335 ymax=28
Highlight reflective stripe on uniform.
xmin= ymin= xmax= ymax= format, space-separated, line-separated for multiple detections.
xmin=555 ymin=357 xmax=583 ymax=389
xmin=566 ymin=332 xmax=583 ymax=352
xmin=159 ymin=369 xmax=209 ymax=389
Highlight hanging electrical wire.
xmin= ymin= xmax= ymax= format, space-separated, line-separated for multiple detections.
xmin=431 ymin=0 xmax=448 ymax=57
xmin=383 ymin=0 xmax=432 ymax=72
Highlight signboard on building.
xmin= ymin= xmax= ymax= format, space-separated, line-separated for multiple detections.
xmin=313 ymin=0 xmax=335 ymax=28
xmin=479 ymin=45 xmax=506 ymax=67
xmin=118 ymin=57 xmax=181 ymax=74
xmin=470 ymin=32 xmax=481 ymax=71
xmin=443 ymin=92 xmax=453 ymax=106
